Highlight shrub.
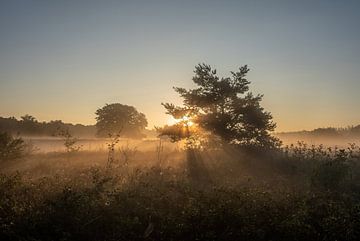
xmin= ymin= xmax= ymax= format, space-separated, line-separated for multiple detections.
xmin=311 ymin=149 xmax=350 ymax=190
xmin=0 ymin=132 xmax=25 ymax=162
xmin=1 ymin=168 xmax=360 ymax=241
xmin=281 ymin=142 xmax=360 ymax=191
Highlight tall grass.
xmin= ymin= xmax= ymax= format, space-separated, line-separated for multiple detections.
xmin=0 ymin=141 xmax=360 ymax=240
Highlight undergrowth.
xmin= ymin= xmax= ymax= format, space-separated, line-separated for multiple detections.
xmin=0 ymin=142 xmax=360 ymax=241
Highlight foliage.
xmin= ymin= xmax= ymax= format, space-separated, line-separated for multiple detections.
xmin=57 ymin=129 xmax=82 ymax=161
xmin=106 ymin=131 xmax=122 ymax=167
xmin=159 ymin=64 xmax=281 ymax=150
xmin=281 ymin=142 xmax=360 ymax=191
xmin=0 ymin=132 xmax=26 ymax=162
xmin=95 ymin=103 xmax=147 ymax=138
xmin=106 ymin=133 xmax=138 ymax=168
xmin=156 ymin=122 xmax=203 ymax=150
xmin=0 ymin=115 xmax=96 ymax=137
xmin=1 ymin=165 xmax=360 ymax=241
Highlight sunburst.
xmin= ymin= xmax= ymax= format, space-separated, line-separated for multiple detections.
xmin=167 ymin=115 xmax=194 ymax=127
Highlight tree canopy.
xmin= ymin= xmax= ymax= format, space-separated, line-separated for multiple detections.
xmin=95 ymin=103 xmax=147 ymax=138
xmin=159 ymin=63 xmax=281 ymax=149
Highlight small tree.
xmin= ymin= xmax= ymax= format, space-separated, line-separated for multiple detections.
xmin=106 ymin=130 xmax=122 ymax=168
xmin=95 ymin=103 xmax=148 ymax=138
xmin=0 ymin=132 xmax=26 ymax=162
xmin=159 ymin=63 xmax=281 ymax=150
xmin=57 ymin=129 xmax=82 ymax=160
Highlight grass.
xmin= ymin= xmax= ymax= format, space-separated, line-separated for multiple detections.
xmin=1 ymin=141 xmax=360 ymax=240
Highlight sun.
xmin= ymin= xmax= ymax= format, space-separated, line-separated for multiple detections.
xmin=167 ymin=116 xmax=194 ymax=127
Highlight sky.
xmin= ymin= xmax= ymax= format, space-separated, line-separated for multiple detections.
xmin=0 ymin=0 xmax=359 ymax=132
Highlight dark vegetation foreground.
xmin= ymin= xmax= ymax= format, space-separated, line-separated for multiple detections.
xmin=1 ymin=142 xmax=360 ymax=241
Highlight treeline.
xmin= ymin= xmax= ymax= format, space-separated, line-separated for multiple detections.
xmin=0 ymin=115 xmax=158 ymax=138
xmin=277 ymin=126 xmax=360 ymax=140
xmin=0 ymin=115 xmax=96 ymax=137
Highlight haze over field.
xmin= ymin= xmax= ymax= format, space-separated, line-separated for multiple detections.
xmin=1 ymin=1 xmax=360 ymax=241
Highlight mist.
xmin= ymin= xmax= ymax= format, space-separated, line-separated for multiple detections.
xmin=1 ymin=1 xmax=360 ymax=240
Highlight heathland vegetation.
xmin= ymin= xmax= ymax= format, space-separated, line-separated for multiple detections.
xmin=1 ymin=64 xmax=360 ymax=241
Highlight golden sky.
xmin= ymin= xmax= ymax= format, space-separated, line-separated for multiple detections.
xmin=1 ymin=1 xmax=359 ymax=132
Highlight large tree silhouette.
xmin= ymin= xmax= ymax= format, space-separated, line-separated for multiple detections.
xmin=160 ymin=63 xmax=281 ymax=149
xmin=95 ymin=103 xmax=147 ymax=138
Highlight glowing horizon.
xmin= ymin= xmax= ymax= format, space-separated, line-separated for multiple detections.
xmin=1 ymin=1 xmax=359 ymax=132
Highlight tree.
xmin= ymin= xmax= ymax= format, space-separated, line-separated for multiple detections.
xmin=159 ymin=63 xmax=281 ymax=150
xmin=21 ymin=114 xmax=36 ymax=122
xmin=20 ymin=114 xmax=40 ymax=135
xmin=95 ymin=103 xmax=148 ymax=138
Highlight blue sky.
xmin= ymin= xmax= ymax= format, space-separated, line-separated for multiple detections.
xmin=1 ymin=0 xmax=359 ymax=131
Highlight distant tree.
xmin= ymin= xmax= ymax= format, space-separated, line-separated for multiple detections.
xmin=20 ymin=114 xmax=40 ymax=135
xmin=95 ymin=103 xmax=147 ymax=138
xmin=0 ymin=116 xmax=96 ymax=137
xmin=46 ymin=120 xmax=66 ymax=136
xmin=0 ymin=117 xmax=19 ymax=134
xmin=312 ymin=128 xmax=340 ymax=137
xmin=159 ymin=63 xmax=281 ymax=150
xmin=21 ymin=114 xmax=36 ymax=122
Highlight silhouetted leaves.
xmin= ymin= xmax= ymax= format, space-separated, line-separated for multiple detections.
xmin=159 ymin=63 xmax=281 ymax=150
xmin=0 ymin=132 xmax=25 ymax=162
xmin=95 ymin=103 xmax=147 ymax=138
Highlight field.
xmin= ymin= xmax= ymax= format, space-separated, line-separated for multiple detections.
xmin=1 ymin=137 xmax=360 ymax=241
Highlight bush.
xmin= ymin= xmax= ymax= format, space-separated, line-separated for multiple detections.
xmin=1 ymin=167 xmax=360 ymax=241
xmin=311 ymin=149 xmax=350 ymax=190
xmin=0 ymin=132 xmax=25 ymax=162
xmin=281 ymin=142 xmax=360 ymax=191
